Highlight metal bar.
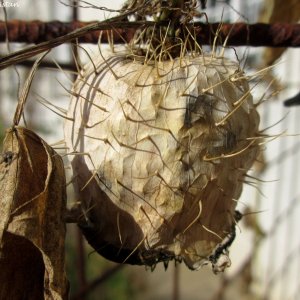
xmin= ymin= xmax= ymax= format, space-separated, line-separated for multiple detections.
xmin=15 ymin=59 xmax=76 ymax=71
xmin=173 ymin=265 xmax=180 ymax=300
xmin=0 ymin=20 xmax=136 ymax=44
xmin=0 ymin=20 xmax=300 ymax=47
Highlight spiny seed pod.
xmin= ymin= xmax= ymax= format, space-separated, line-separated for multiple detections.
xmin=64 ymin=52 xmax=260 ymax=272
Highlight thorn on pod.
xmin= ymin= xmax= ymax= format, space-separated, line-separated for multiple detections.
xmin=164 ymin=260 xmax=169 ymax=270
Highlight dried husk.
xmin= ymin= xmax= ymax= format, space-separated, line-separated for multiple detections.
xmin=0 ymin=126 xmax=68 ymax=300
xmin=65 ymin=53 xmax=260 ymax=271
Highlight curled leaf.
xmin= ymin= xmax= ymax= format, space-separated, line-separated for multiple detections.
xmin=0 ymin=126 xmax=68 ymax=300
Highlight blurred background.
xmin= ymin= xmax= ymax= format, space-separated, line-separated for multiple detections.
xmin=1 ymin=0 xmax=300 ymax=299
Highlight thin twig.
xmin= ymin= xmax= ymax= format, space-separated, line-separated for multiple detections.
xmin=70 ymin=264 xmax=124 ymax=300
xmin=70 ymin=2 xmax=88 ymax=296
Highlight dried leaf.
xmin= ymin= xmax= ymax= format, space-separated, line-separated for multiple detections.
xmin=259 ymin=0 xmax=300 ymax=66
xmin=0 ymin=126 xmax=68 ymax=300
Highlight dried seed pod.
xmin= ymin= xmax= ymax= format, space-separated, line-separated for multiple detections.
xmin=64 ymin=52 xmax=260 ymax=271
xmin=0 ymin=126 xmax=68 ymax=300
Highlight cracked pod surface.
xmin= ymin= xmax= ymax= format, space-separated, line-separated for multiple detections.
xmin=64 ymin=52 xmax=260 ymax=271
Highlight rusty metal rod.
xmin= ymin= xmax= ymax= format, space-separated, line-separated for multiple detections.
xmin=0 ymin=20 xmax=300 ymax=47
xmin=0 ymin=20 xmax=137 ymax=44
xmin=15 ymin=59 xmax=76 ymax=71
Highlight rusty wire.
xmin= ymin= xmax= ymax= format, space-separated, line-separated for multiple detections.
xmin=0 ymin=20 xmax=300 ymax=47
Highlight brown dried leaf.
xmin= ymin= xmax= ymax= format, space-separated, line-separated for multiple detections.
xmin=0 ymin=126 xmax=68 ymax=300
xmin=259 ymin=0 xmax=300 ymax=66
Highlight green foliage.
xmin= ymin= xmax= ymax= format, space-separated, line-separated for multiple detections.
xmin=89 ymin=267 xmax=136 ymax=300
